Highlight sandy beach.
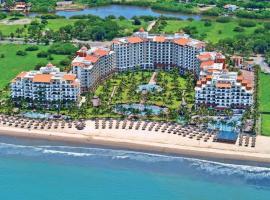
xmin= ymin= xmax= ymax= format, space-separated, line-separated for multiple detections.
xmin=1 ymin=120 xmax=270 ymax=163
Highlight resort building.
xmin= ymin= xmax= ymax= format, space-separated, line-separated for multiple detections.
xmin=72 ymin=29 xmax=205 ymax=92
xmin=70 ymin=29 xmax=254 ymax=111
xmin=112 ymin=28 xmax=205 ymax=74
xmin=72 ymin=47 xmax=116 ymax=92
xmin=195 ymin=52 xmax=253 ymax=109
xmin=11 ymin=63 xmax=80 ymax=108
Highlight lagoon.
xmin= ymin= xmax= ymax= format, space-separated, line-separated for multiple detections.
xmin=54 ymin=5 xmax=202 ymax=20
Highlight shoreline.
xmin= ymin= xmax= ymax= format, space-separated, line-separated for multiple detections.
xmin=1 ymin=126 xmax=270 ymax=164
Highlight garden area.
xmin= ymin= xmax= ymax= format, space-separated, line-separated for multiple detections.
xmin=78 ymin=70 xmax=195 ymax=121
xmin=258 ymin=72 xmax=270 ymax=136
xmin=0 ymin=14 xmax=148 ymax=41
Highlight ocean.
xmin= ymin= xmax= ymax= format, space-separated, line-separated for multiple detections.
xmin=0 ymin=136 xmax=269 ymax=200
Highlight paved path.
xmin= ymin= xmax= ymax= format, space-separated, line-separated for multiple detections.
xmin=251 ymin=54 xmax=270 ymax=74
xmin=147 ymin=20 xmax=156 ymax=32
xmin=108 ymin=86 xmax=117 ymax=105
xmin=148 ymin=72 xmax=157 ymax=84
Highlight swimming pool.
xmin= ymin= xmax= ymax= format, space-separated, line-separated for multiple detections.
xmin=115 ymin=104 xmax=167 ymax=115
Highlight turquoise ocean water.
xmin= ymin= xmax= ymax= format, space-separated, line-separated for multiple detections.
xmin=0 ymin=136 xmax=270 ymax=200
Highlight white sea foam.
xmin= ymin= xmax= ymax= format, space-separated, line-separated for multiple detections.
xmin=0 ymin=142 xmax=270 ymax=180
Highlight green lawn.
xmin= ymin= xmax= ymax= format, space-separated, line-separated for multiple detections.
xmin=115 ymin=19 xmax=148 ymax=36
xmin=259 ymin=72 xmax=270 ymax=113
xmin=0 ymin=44 xmax=68 ymax=89
xmin=160 ymin=20 xmax=261 ymax=43
xmin=258 ymin=72 xmax=270 ymax=136
xmin=46 ymin=18 xmax=78 ymax=31
xmin=261 ymin=114 xmax=270 ymax=136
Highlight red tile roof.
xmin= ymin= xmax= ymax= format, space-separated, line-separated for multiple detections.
xmin=127 ymin=37 xmax=143 ymax=44
xmin=174 ymin=38 xmax=189 ymax=46
xmin=63 ymin=74 xmax=76 ymax=81
xmin=200 ymin=60 xmax=215 ymax=69
xmin=94 ymin=48 xmax=109 ymax=57
xmin=33 ymin=74 xmax=52 ymax=83
xmin=216 ymin=82 xmax=231 ymax=88
xmin=153 ymin=36 xmax=166 ymax=42
xmin=85 ymin=55 xmax=99 ymax=63
xmin=16 ymin=72 xmax=27 ymax=79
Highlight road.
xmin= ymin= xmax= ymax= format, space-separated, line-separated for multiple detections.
xmin=251 ymin=54 xmax=270 ymax=74
xmin=147 ymin=20 xmax=156 ymax=32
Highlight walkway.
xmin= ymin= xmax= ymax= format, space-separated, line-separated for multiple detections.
xmin=148 ymin=72 xmax=157 ymax=84
xmin=147 ymin=20 xmax=156 ymax=32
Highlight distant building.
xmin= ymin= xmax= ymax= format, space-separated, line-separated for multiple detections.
xmin=231 ymin=55 xmax=244 ymax=68
xmin=11 ymin=63 xmax=80 ymax=108
xmin=179 ymin=0 xmax=190 ymax=3
xmin=231 ymin=55 xmax=254 ymax=71
xmin=56 ymin=1 xmax=73 ymax=7
xmin=223 ymin=4 xmax=238 ymax=12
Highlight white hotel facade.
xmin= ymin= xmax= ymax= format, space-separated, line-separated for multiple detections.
xmin=71 ymin=29 xmax=253 ymax=109
xmin=195 ymin=52 xmax=253 ymax=109
xmin=72 ymin=29 xmax=205 ymax=91
xmin=11 ymin=63 xmax=80 ymax=108
xmin=10 ymin=29 xmax=253 ymax=110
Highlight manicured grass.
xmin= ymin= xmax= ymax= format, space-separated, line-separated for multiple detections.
xmin=0 ymin=23 xmax=26 ymax=36
xmin=261 ymin=114 xmax=270 ymax=136
xmin=0 ymin=17 xmax=146 ymax=37
xmin=115 ymin=19 xmax=148 ymax=35
xmin=46 ymin=19 xmax=78 ymax=31
xmin=160 ymin=20 xmax=261 ymax=43
xmin=258 ymin=72 xmax=270 ymax=136
xmin=0 ymin=44 xmax=68 ymax=89
xmin=258 ymin=72 xmax=270 ymax=113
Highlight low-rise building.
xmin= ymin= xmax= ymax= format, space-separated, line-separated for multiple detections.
xmin=11 ymin=63 xmax=80 ymax=108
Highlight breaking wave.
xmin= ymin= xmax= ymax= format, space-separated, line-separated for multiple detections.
xmin=0 ymin=142 xmax=270 ymax=183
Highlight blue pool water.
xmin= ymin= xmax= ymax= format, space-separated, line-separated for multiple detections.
xmin=137 ymin=84 xmax=163 ymax=92
xmin=115 ymin=103 xmax=166 ymax=115
xmin=0 ymin=136 xmax=270 ymax=200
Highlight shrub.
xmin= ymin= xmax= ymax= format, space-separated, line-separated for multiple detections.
xmin=34 ymin=62 xmax=47 ymax=70
xmin=16 ymin=50 xmax=27 ymax=56
xmin=233 ymin=26 xmax=245 ymax=32
xmin=48 ymin=43 xmax=77 ymax=55
xmin=204 ymin=20 xmax=212 ymax=27
xmin=133 ymin=18 xmax=141 ymax=25
xmin=0 ymin=13 xmax=7 ymax=20
xmin=25 ymin=45 xmax=39 ymax=51
xmin=238 ymin=20 xmax=256 ymax=27
xmin=59 ymin=59 xmax=70 ymax=66
xmin=37 ymin=51 xmax=49 ymax=58
xmin=216 ymin=17 xmax=231 ymax=23
xmin=264 ymin=22 xmax=270 ymax=30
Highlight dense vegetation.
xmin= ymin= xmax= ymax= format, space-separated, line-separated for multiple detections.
xmin=71 ymin=70 xmax=195 ymax=120
xmin=0 ymin=14 xmax=148 ymax=42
